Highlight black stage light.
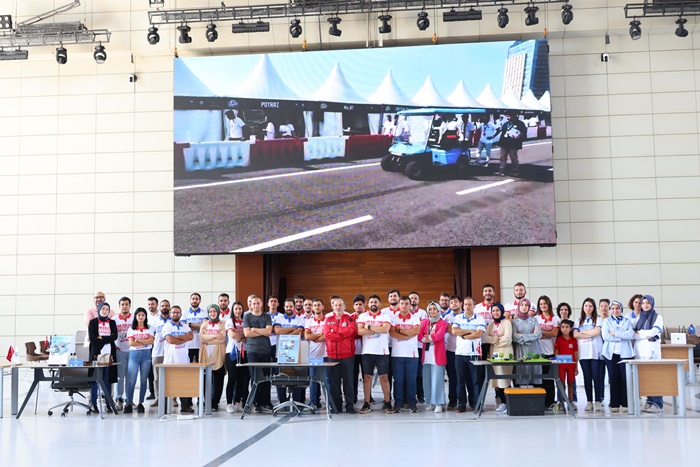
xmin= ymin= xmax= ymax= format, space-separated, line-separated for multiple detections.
xmin=417 ymin=11 xmax=429 ymax=31
xmin=93 ymin=43 xmax=107 ymax=64
xmin=147 ymin=25 xmax=160 ymax=45
xmin=497 ymin=7 xmax=509 ymax=29
xmin=561 ymin=4 xmax=573 ymax=25
xmin=0 ymin=14 xmax=12 ymax=30
xmin=177 ymin=24 xmax=192 ymax=44
xmin=379 ymin=14 xmax=392 ymax=34
xmin=524 ymin=5 xmax=539 ymax=27
xmin=629 ymin=19 xmax=641 ymax=40
xmin=290 ymin=19 xmax=302 ymax=38
xmin=328 ymin=16 xmax=342 ymax=37
xmin=206 ymin=23 xmax=218 ymax=42
xmin=55 ymin=46 xmax=67 ymax=65
xmin=675 ymin=17 xmax=688 ymax=38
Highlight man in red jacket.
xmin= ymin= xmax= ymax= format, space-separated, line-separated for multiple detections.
xmin=323 ymin=298 xmax=358 ymax=414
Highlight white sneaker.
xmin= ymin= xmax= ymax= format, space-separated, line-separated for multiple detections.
xmin=496 ymin=403 xmax=507 ymax=413
xmin=641 ymin=403 xmax=652 ymax=413
xmin=594 ymin=402 xmax=602 ymax=411
xmin=584 ymin=402 xmax=593 ymax=412
xmin=226 ymin=404 xmax=235 ymax=414
xmin=620 ymin=407 xmax=628 ymax=414
xmin=610 ymin=407 xmax=619 ymax=413
xmin=645 ymin=404 xmax=662 ymax=413
xmin=434 ymin=405 xmax=444 ymax=413
xmin=234 ymin=403 xmax=242 ymax=412
xmin=425 ymin=404 xmax=435 ymax=411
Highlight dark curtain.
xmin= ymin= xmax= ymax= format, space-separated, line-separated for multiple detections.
xmin=263 ymin=254 xmax=281 ymax=300
xmin=453 ymin=248 xmax=471 ymax=299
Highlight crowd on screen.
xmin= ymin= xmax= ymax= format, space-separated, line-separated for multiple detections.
xmin=82 ymin=283 xmax=664 ymax=416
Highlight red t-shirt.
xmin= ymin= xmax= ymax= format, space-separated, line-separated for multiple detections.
xmin=554 ymin=335 xmax=578 ymax=361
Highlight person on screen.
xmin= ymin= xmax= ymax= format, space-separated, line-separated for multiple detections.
xmin=88 ymin=302 xmax=118 ymax=414
xmin=394 ymin=115 xmax=410 ymax=143
xmin=264 ymin=116 xmax=276 ymax=140
xmin=477 ymin=115 xmax=498 ymax=167
xmin=497 ymin=112 xmax=527 ymax=177
xmin=382 ymin=115 xmax=395 ymax=136
xmin=225 ymin=109 xmax=246 ymax=141
xmin=280 ymin=121 xmax=296 ymax=138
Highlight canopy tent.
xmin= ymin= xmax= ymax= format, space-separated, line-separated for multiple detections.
xmin=367 ymin=70 xmax=412 ymax=107
xmin=476 ymin=83 xmax=509 ymax=109
xmin=521 ymin=89 xmax=550 ymax=111
xmin=174 ymin=59 xmax=217 ymax=97
xmin=412 ymin=76 xmax=450 ymax=107
xmin=446 ymin=80 xmax=482 ymax=108
xmin=501 ymin=91 xmax=527 ymax=110
xmin=310 ymin=63 xmax=366 ymax=104
xmin=538 ymin=91 xmax=551 ymax=112
xmin=230 ymin=54 xmax=300 ymax=101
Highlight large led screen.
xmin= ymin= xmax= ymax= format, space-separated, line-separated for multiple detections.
xmin=174 ymin=40 xmax=555 ymax=254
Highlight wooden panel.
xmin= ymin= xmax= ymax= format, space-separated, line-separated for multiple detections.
xmin=638 ymin=365 xmax=679 ymax=397
xmin=278 ymin=249 xmax=456 ymax=306
xmin=163 ymin=367 xmax=201 ymax=398
xmin=470 ymin=248 xmax=501 ymax=302
xmin=661 ymin=347 xmax=690 ymax=371
xmin=235 ymin=254 xmax=264 ymax=304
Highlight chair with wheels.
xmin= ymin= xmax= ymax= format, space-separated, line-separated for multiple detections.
xmin=47 ymin=368 xmax=93 ymax=417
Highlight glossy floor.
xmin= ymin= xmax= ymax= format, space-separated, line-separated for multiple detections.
xmin=2 ymin=370 xmax=700 ymax=467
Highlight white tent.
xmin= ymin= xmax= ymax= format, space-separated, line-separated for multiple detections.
xmin=538 ymin=90 xmax=551 ymax=111
xmin=476 ymin=84 xmax=508 ymax=109
xmin=310 ymin=63 xmax=366 ymax=104
xmin=412 ymin=76 xmax=450 ymax=107
xmin=501 ymin=91 xmax=527 ymax=110
xmin=446 ymin=80 xmax=482 ymax=108
xmin=174 ymin=60 xmax=221 ymax=143
xmin=521 ymin=89 xmax=550 ymax=111
xmin=232 ymin=54 xmax=300 ymax=100
xmin=367 ymin=70 xmax=412 ymax=106
xmin=174 ymin=59 xmax=217 ymax=97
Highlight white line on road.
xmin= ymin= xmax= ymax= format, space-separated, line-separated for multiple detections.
xmin=231 ymin=215 xmax=374 ymax=253
xmin=456 ymin=179 xmax=514 ymax=196
xmin=175 ymin=162 xmax=381 ymax=191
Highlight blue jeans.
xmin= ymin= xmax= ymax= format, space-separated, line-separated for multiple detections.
xmin=126 ymin=349 xmax=152 ymax=404
xmin=455 ymin=355 xmax=480 ymax=408
xmin=392 ymin=357 xmax=418 ymax=406
xmin=446 ymin=351 xmax=457 ymax=405
xmin=647 ymin=396 xmax=664 ymax=409
xmin=579 ymin=359 xmax=603 ymax=402
xmin=309 ymin=366 xmax=321 ymax=406
xmin=115 ymin=350 xmax=130 ymax=400
xmin=422 ymin=364 xmax=446 ymax=406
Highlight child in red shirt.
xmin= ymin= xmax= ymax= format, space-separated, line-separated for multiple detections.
xmin=554 ymin=319 xmax=579 ymax=406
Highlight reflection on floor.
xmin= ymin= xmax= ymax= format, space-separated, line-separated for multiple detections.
xmin=2 ymin=369 xmax=700 ymax=466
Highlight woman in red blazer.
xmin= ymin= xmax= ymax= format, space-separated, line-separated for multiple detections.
xmin=418 ymin=301 xmax=448 ymax=413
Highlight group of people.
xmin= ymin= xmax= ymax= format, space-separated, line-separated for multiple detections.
xmin=81 ymin=283 xmax=665 ymax=416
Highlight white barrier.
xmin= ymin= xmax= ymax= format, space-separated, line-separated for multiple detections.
xmin=303 ymin=136 xmax=346 ymax=161
xmin=183 ymin=141 xmax=251 ymax=172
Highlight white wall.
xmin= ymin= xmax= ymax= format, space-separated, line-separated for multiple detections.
xmin=0 ymin=0 xmax=698 ymax=350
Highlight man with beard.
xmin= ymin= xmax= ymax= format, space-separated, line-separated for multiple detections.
xmin=504 ymin=282 xmax=535 ymax=319
xmin=383 ymin=289 xmax=401 ymax=397
xmin=274 ymin=298 xmax=305 ymax=404
xmin=357 ymin=295 xmax=393 ymax=414
xmin=323 ymin=298 xmax=358 ymax=414
xmin=409 ymin=291 xmax=427 ymax=403
xmin=183 ymin=292 xmax=205 ymax=363
xmin=150 ymin=299 xmax=171 ymax=408
xmin=444 ymin=295 xmax=462 ymax=410
xmin=145 ymin=296 xmax=159 ymax=400
xmin=161 ymin=305 xmax=194 ymax=412
xmin=474 ymin=284 xmax=496 ymax=392
xmin=293 ymin=294 xmax=305 ymax=316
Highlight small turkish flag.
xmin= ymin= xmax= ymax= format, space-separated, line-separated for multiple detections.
xmin=6 ymin=345 xmax=14 ymax=362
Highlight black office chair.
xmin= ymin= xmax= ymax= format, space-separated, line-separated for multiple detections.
xmin=270 ymin=367 xmax=313 ymax=417
xmin=47 ymin=368 xmax=93 ymax=417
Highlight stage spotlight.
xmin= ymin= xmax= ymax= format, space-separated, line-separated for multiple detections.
xmin=524 ymin=5 xmax=539 ymax=26
xmin=55 ymin=46 xmax=67 ymax=65
xmin=147 ymin=25 xmax=160 ymax=45
xmin=328 ymin=16 xmax=342 ymax=37
xmin=206 ymin=23 xmax=218 ymax=42
xmin=561 ymin=4 xmax=573 ymax=25
xmin=290 ymin=19 xmax=302 ymax=38
xmin=629 ymin=19 xmax=641 ymax=40
xmin=93 ymin=43 xmax=107 ymax=64
xmin=177 ymin=24 xmax=192 ymax=44
xmin=675 ymin=17 xmax=688 ymax=38
xmin=497 ymin=7 xmax=509 ymax=29
xmin=417 ymin=11 xmax=429 ymax=31
xmin=379 ymin=14 xmax=392 ymax=34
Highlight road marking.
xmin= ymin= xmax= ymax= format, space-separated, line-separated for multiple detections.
xmin=175 ymin=162 xmax=381 ymax=191
xmin=456 ymin=179 xmax=514 ymax=196
xmin=231 ymin=215 xmax=374 ymax=253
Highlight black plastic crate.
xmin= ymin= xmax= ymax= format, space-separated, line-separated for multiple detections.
xmin=505 ymin=392 xmax=545 ymax=416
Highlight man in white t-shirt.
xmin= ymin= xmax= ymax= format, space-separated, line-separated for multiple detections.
xmin=183 ymin=292 xmax=205 ymax=363
xmin=274 ymin=298 xmax=306 ymax=404
xmin=444 ymin=294 xmax=462 ymax=410
xmin=150 ymin=299 xmax=170 ymax=407
xmin=409 ymin=291 xmax=427 ymax=403
xmin=305 ymin=299 xmax=327 ymax=409
xmin=161 ymin=305 xmax=194 ymax=412
xmin=145 ymin=296 xmax=159 ymax=400
xmin=389 ymin=296 xmax=421 ymax=413
xmin=227 ymin=109 xmax=245 ymax=141
xmin=504 ymin=282 xmax=536 ymax=319
xmin=473 ymin=284 xmax=495 ymax=399
xmin=452 ymin=297 xmax=485 ymax=412
xmin=113 ymin=296 xmax=134 ymax=410
xmin=357 ymin=294 xmax=393 ymax=414
xmin=351 ymin=295 xmax=365 ymax=405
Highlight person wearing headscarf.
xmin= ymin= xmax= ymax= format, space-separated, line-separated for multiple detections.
xmin=512 ymin=298 xmax=542 ymax=386
xmin=633 ymin=294 xmax=665 ymax=412
xmin=601 ymin=300 xmax=634 ymax=413
xmin=200 ymin=303 xmax=227 ymax=412
xmin=88 ymin=302 xmax=118 ymax=414
xmin=418 ymin=301 xmax=448 ymax=413
xmin=483 ymin=302 xmax=513 ymax=413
